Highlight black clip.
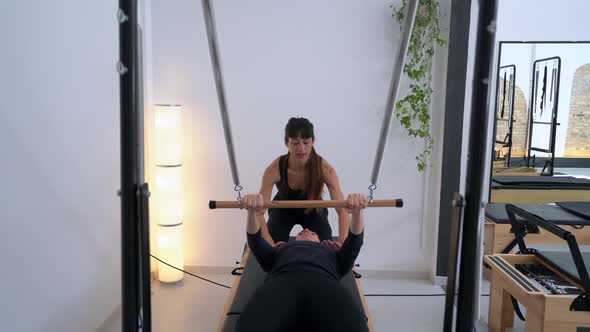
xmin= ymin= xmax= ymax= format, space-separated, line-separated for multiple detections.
xmin=231 ymin=267 xmax=244 ymax=276
xmin=353 ymin=270 xmax=362 ymax=279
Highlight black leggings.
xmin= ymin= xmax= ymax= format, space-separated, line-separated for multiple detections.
xmin=267 ymin=208 xmax=333 ymax=242
xmin=236 ymin=271 xmax=369 ymax=332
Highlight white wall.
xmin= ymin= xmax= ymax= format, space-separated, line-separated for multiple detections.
xmin=149 ymin=0 xmax=449 ymax=272
xmin=0 ymin=1 xmax=120 ymax=331
xmin=500 ymin=43 xmax=590 ymax=157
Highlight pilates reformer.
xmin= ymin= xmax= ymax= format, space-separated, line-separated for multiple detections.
xmin=485 ymin=204 xmax=590 ymax=332
xmin=490 ymin=175 xmax=590 ymax=204
xmin=484 ymin=202 xmax=590 ymax=256
xmin=208 ymin=198 xmax=404 ymax=332
xmin=213 ymin=237 xmax=373 ymax=332
xmin=199 ymin=0 xmax=415 ymax=329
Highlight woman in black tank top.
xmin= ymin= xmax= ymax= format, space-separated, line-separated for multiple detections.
xmin=257 ymin=118 xmax=351 ymax=244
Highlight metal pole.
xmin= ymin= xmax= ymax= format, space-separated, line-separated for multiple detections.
xmin=456 ymin=0 xmax=498 ymax=331
xmin=369 ymin=0 xmax=419 ymax=188
xmin=201 ymin=0 xmax=241 ymax=188
xmin=118 ymin=0 xmax=140 ymax=331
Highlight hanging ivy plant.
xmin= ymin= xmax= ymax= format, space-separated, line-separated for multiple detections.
xmin=391 ymin=0 xmax=448 ymax=171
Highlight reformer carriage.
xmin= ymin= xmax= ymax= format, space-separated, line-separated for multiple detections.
xmin=485 ymin=204 xmax=590 ymax=332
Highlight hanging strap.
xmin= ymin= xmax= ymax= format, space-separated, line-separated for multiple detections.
xmin=511 ymin=296 xmax=526 ymax=321
xmin=507 ymin=73 xmax=513 ymax=118
xmin=201 ymin=0 xmax=242 ymax=199
xmin=500 ymin=71 xmax=507 ymax=118
xmin=533 ymin=70 xmax=539 ymax=115
xmin=550 ymin=67 xmax=556 ymax=102
xmin=368 ymin=0 xmax=419 ymax=201
xmin=539 ymin=65 xmax=547 ymax=117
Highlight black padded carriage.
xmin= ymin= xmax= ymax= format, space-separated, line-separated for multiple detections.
xmin=485 ymin=203 xmax=590 ymax=226
xmin=557 ymin=202 xmax=590 ymax=220
xmin=492 ymin=176 xmax=590 ymax=190
xmin=535 ymin=251 xmax=590 ymax=286
xmin=219 ymin=242 xmax=369 ymax=331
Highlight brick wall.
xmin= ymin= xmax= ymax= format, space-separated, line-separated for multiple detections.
xmin=564 ymin=63 xmax=590 ymax=157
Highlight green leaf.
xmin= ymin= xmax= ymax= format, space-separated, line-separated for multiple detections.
xmin=391 ymin=0 xmax=447 ymax=172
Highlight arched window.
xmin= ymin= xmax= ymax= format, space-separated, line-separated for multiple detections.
xmin=564 ymin=63 xmax=590 ymax=157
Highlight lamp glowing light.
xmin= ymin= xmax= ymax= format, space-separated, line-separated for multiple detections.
xmin=153 ymin=104 xmax=184 ymax=283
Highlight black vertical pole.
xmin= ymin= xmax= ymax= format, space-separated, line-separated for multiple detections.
xmin=549 ymin=59 xmax=560 ymax=176
xmin=456 ymin=0 xmax=498 ymax=331
xmin=139 ymin=184 xmax=152 ymax=332
xmin=436 ymin=0 xmax=472 ymax=278
xmin=118 ymin=0 xmax=139 ymax=331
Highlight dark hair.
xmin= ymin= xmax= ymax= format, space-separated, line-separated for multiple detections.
xmin=283 ymin=117 xmax=324 ymax=203
xmin=284 ymin=117 xmax=315 ymax=144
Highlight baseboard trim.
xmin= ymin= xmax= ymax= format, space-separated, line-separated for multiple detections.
xmin=434 ymin=276 xmax=448 ymax=286
xmin=184 ymin=265 xmax=236 ymax=275
xmin=356 ymin=269 xmax=430 ymax=279
xmin=95 ymin=304 xmax=121 ymax=332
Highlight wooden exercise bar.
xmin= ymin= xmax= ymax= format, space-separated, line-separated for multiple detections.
xmin=209 ymin=199 xmax=403 ymax=209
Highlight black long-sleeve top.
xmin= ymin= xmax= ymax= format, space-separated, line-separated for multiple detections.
xmin=246 ymin=229 xmax=364 ymax=280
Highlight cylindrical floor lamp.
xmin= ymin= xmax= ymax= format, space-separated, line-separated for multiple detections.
xmin=153 ymin=104 xmax=184 ymax=283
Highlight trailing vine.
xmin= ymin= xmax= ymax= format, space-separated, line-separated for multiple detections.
xmin=391 ymin=0 xmax=447 ymax=171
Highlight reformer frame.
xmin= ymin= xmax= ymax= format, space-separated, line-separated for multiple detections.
xmin=485 ymin=204 xmax=590 ymax=332
xmin=494 ymin=64 xmax=517 ymax=166
xmin=526 ymin=56 xmax=561 ymax=176
xmin=215 ymin=246 xmax=376 ymax=332
xmin=115 ymin=0 xmax=500 ymax=330
xmin=483 ymin=204 xmax=590 ymax=256
xmin=491 ymin=64 xmax=540 ymax=176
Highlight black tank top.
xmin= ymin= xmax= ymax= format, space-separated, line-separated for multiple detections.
xmin=274 ymin=154 xmax=307 ymax=201
xmin=272 ymin=154 xmax=327 ymax=217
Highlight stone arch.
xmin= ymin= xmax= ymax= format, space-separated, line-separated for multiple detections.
xmin=564 ymin=63 xmax=590 ymax=157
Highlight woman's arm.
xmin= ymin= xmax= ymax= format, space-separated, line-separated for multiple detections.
xmin=257 ymin=158 xmax=280 ymax=245
xmin=244 ymin=194 xmax=276 ymax=272
xmin=337 ymin=193 xmax=367 ymax=275
xmin=323 ymin=161 xmax=351 ymax=243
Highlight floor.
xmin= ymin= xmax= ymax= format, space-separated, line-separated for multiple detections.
xmin=101 ymin=167 xmax=590 ymax=331
xmin=102 ymin=272 xmax=531 ymax=331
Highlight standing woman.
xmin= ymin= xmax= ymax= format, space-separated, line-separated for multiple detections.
xmin=257 ymin=117 xmax=350 ymax=245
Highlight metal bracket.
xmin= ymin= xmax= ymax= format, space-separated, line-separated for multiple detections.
xmin=117 ymin=62 xmax=128 ymax=75
xmin=570 ymin=294 xmax=590 ymax=312
xmin=519 ymin=248 xmax=538 ymax=255
xmin=510 ymin=224 xmax=540 ymax=235
xmin=118 ymin=9 xmax=129 ymax=23
xmin=452 ymin=197 xmax=464 ymax=207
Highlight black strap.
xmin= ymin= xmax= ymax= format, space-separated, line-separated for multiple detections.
xmin=550 ymin=67 xmax=556 ymax=102
xmin=540 ymin=65 xmax=547 ymax=117
xmin=533 ymin=70 xmax=539 ymax=115
xmin=501 ymin=71 xmax=507 ymax=118
xmin=511 ymin=296 xmax=526 ymax=321
xmin=501 ymin=238 xmax=519 ymax=254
